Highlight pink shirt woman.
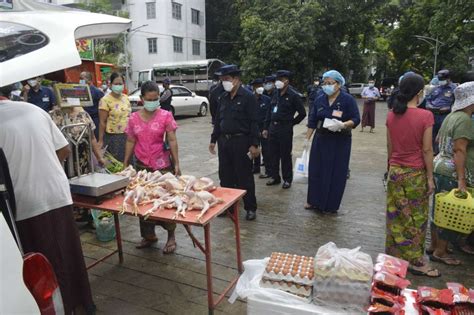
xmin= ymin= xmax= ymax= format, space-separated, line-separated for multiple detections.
xmin=125 ymin=109 xmax=177 ymax=170
xmin=125 ymin=109 xmax=178 ymax=170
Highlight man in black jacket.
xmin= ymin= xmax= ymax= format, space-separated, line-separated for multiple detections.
xmin=209 ymin=65 xmax=260 ymax=221
xmin=263 ymin=70 xmax=307 ymax=189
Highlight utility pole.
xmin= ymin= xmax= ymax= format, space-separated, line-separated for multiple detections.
xmin=414 ymin=35 xmax=445 ymax=78
xmin=123 ymin=24 xmax=148 ymax=90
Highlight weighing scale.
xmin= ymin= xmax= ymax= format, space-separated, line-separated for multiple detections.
xmin=55 ymin=84 xmax=129 ymax=198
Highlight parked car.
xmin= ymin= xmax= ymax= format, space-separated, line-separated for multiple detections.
xmin=129 ymin=85 xmax=209 ymax=116
xmin=380 ymin=77 xmax=398 ymax=101
xmin=348 ymin=83 xmax=369 ymax=97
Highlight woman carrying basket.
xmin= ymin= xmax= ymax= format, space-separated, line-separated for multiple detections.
xmin=428 ymin=81 xmax=474 ymax=265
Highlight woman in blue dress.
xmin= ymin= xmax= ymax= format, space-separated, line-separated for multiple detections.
xmin=304 ymin=70 xmax=360 ymax=213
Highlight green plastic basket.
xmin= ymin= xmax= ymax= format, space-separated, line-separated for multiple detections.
xmin=434 ymin=188 xmax=474 ymax=234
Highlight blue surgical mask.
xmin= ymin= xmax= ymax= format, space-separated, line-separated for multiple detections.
xmin=79 ymin=79 xmax=86 ymax=85
xmin=111 ymin=84 xmax=124 ymax=94
xmin=264 ymin=83 xmax=273 ymax=91
xmin=143 ymin=100 xmax=160 ymax=111
xmin=322 ymin=84 xmax=336 ymax=96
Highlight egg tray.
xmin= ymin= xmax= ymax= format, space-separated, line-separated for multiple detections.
xmin=263 ymin=252 xmax=315 ymax=286
xmin=260 ymin=278 xmax=313 ymax=298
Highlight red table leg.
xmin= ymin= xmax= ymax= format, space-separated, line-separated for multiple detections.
xmin=113 ymin=212 xmax=123 ymax=263
xmin=232 ymin=202 xmax=244 ymax=273
xmin=204 ymin=224 xmax=214 ymax=315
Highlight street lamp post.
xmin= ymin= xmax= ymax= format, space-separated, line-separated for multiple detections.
xmin=414 ymin=35 xmax=445 ymax=78
xmin=124 ymin=24 xmax=148 ymax=89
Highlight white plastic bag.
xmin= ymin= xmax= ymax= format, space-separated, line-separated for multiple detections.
xmin=293 ymin=149 xmax=309 ymax=183
xmin=229 ymin=259 xmax=346 ymax=315
xmin=313 ymin=242 xmax=373 ymax=312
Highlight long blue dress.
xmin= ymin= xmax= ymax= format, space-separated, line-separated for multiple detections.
xmin=307 ymin=91 xmax=360 ymax=213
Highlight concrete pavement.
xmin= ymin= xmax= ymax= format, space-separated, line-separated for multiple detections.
xmin=80 ymin=99 xmax=474 ymax=314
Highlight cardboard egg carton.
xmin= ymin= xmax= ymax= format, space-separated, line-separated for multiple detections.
xmin=260 ymin=278 xmax=313 ymax=298
xmin=262 ymin=252 xmax=315 ymax=286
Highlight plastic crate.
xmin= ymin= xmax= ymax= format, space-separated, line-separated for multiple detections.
xmin=434 ymin=189 xmax=474 ymax=234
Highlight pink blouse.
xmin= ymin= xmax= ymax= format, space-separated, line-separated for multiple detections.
xmin=125 ymin=109 xmax=178 ymax=170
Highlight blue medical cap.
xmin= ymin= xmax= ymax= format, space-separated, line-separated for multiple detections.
xmin=322 ymin=70 xmax=345 ymax=86
xmin=430 ymin=76 xmax=439 ymax=86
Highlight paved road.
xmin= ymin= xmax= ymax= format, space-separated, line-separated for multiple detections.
xmin=81 ymin=99 xmax=474 ymax=314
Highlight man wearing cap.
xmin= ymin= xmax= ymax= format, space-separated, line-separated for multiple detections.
xmin=426 ymin=69 xmax=457 ymax=154
xmin=160 ymin=78 xmax=173 ymax=113
xmin=209 ymin=65 xmax=260 ymax=220
xmin=263 ymin=70 xmax=307 ymax=189
xmin=251 ymin=78 xmax=272 ymax=177
xmin=263 ymin=75 xmax=276 ymax=98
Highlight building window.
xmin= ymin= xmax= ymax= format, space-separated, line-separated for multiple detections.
xmin=172 ymin=2 xmax=182 ymax=20
xmin=173 ymin=36 xmax=183 ymax=53
xmin=191 ymin=8 xmax=200 ymax=25
xmin=192 ymin=40 xmax=200 ymax=56
xmin=147 ymin=38 xmax=157 ymax=54
xmin=146 ymin=2 xmax=156 ymax=19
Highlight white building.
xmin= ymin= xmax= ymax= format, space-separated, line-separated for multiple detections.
xmin=126 ymin=0 xmax=206 ymax=87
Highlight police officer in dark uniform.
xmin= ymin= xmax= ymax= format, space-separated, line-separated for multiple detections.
xmin=263 ymin=70 xmax=306 ymax=189
xmin=263 ymin=75 xmax=276 ymax=98
xmin=160 ymin=77 xmax=173 ymax=113
xmin=426 ymin=69 xmax=456 ymax=154
xmin=22 ymin=76 xmax=56 ymax=112
xmin=251 ymin=78 xmax=272 ymax=178
xmin=209 ymin=65 xmax=260 ymax=221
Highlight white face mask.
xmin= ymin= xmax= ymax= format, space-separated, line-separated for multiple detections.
xmin=264 ymin=83 xmax=274 ymax=91
xmin=255 ymin=87 xmax=264 ymax=95
xmin=222 ymin=81 xmax=234 ymax=92
xmin=438 ymin=80 xmax=447 ymax=85
xmin=368 ymin=83 xmax=375 ymax=88
xmin=275 ymin=80 xmax=285 ymax=90
xmin=28 ymin=79 xmax=38 ymax=87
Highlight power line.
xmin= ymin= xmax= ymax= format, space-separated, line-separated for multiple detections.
xmin=135 ymin=30 xmax=241 ymax=44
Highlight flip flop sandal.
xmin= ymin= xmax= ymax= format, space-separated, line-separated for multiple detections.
xmin=163 ymin=241 xmax=176 ymax=254
xmin=304 ymin=204 xmax=316 ymax=210
xmin=430 ymin=254 xmax=462 ymax=266
xmin=136 ymin=238 xmax=158 ymax=249
xmin=426 ymin=248 xmax=454 ymax=255
xmin=408 ymin=267 xmax=441 ymax=278
xmin=459 ymin=245 xmax=474 ymax=255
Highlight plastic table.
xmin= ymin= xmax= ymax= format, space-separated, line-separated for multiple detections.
xmin=73 ymin=187 xmax=246 ymax=314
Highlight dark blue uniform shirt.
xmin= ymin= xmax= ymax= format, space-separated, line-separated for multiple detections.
xmin=256 ymin=94 xmax=271 ymax=128
xmin=426 ymin=83 xmax=456 ymax=110
xmin=28 ymin=86 xmax=56 ymax=112
xmin=211 ymin=86 xmax=260 ymax=146
xmin=84 ymin=85 xmax=104 ymax=119
xmin=308 ymin=91 xmax=361 ymax=130
xmin=265 ymin=86 xmax=306 ymax=129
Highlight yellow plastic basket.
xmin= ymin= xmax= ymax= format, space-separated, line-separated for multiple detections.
xmin=434 ymin=188 xmax=474 ymax=234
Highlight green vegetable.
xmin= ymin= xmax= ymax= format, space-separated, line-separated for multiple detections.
xmin=104 ymin=151 xmax=124 ymax=173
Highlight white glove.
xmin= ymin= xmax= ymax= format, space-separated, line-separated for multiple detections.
xmin=329 ymin=119 xmax=345 ymax=132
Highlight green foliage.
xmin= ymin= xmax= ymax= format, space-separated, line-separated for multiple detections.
xmin=206 ymin=0 xmax=474 ymax=87
xmin=76 ymin=0 xmax=129 ymax=65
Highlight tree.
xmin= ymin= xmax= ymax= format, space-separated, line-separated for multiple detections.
xmin=76 ymin=0 xmax=129 ymax=65
xmin=205 ymin=0 xmax=242 ymax=64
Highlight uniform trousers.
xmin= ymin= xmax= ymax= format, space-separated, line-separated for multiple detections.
xmin=217 ymin=135 xmax=257 ymax=212
xmin=268 ymin=122 xmax=294 ymax=183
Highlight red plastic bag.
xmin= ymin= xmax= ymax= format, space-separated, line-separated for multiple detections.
xmin=375 ymin=254 xmax=409 ymax=278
